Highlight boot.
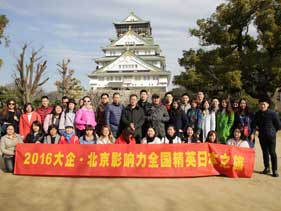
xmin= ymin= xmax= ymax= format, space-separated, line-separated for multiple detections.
xmin=272 ymin=170 xmax=279 ymax=177
xmin=260 ymin=168 xmax=270 ymax=174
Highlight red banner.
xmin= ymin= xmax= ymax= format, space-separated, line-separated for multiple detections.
xmin=14 ymin=143 xmax=255 ymax=178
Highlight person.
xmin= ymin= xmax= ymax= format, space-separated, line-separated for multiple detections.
xmin=59 ymin=99 xmax=76 ymax=135
xmin=196 ymin=91 xmax=205 ymax=109
xmin=75 ymin=96 xmax=96 ymax=137
xmin=79 ymin=125 xmax=97 ymax=144
xmin=216 ymin=99 xmax=234 ymax=144
xmin=227 ymin=127 xmax=250 ymax=148
xmin=95 ymin=93 xmax=109 ymax=136
xmin=161 ymin=125 xmax=181 ymax=144
xmin=19 ymin=103 xmax=41 ymax=140
xmin=211 ymin=97 xmax=220 ymax=114
xmin=0 ymin=124 xmax=23 ymax=172
xmin=255 ymin=98 xmax=281 ymax=177
xmin=168 ymin=100 xmax=187 ymax=136
xmin=180 ymin=93 xmax=191 ymax=114
xmin=164 ymin=92 xmax=173 ymax=111
xmin=61 ymin=96 xmax=69 ymax=111
xmin=201 ymin=100 xmax=216 ymax=142
xmin=182 ymin=126 xmax=199 ymax=144
xmin=44 ymin=125 xmax=60 ymax=144
xmin=186 ymin=98 xmax=203 ymax=139
xmin=58 ymin=125 xmax=80 ymax=144
xmin=234 ymin=98 xmax=256 ymax=148
xmin=43 ymin=105 xmax=63 ymax=134
xmin=138 ymin=89 xmax=152 ymax=139
xmin=232 ymin=99 xmax=240 ymax=113
xmin=115 ymin=127 xmax=136 ymax=144
xmin=105 ymin=92 xmax=124 ymax=138
xmin=97 ymin=125 xmax=115 ymax=144
xmin=120 ymin=94 xmax=145 ymax=144
xmin=141 ymin=127 xmax=162 ymax=144
xmin=0 ymin=99 xmax=21 ymax=135
xmin=36 ymin=96 xmax=53 ymax=123
xmin=146 ymin=94 xmax=169 ymax=138
xmin=205 ymin=130 xmax=219 ymax=144
xmin=25 ymin=121 xmax=45 ymax=144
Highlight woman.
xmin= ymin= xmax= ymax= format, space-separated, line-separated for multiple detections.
xmin=141 ymin=127 xmax=162 ymax=144
xmin=97 ymin=125 xmax=115 ymax=144
xmin=79 ymin=125 xmax=97 ymax=144
xmin=19 ymin=103 xmax=41 ymax=140
xmin=75 ymin=96 xmax=96 ymax=137
xmin=234 ymin=98 xmax=255 ymax=148
xmin=161 ymin=125 xmax=181 ymax=144
xmin=182 ymin=126 xmax=199 ymax=144
xmin=59 ymin=99 xmax=76 ymax=135
xmin=25 ymin=120 xmax=45 ymax=144
xmin=43 ymin=105 xmax=63 ymax=134
xmin=115 ymin=127 xmax=136 ymax=144
xmin=0 ymin=99 xmax=21 ymax=135
xmin=58 ymin=125 xmax=80 ymax=144
xmin=186 ymin=98 xmax=203 ymax=138
xmin=44 ymin=125 xmax=60 ymax=144
xmin=0 ymin=124 xmax=23 ymax=172
xmin=168 ymin=100 xmax=187 ymax=135
xmin=205 ymin=130 xmax=219 ymax=144
xmin=227 ymin=127 xmax=250 ymax=148
xmin=201 ymin=100 xmax=216 ymax=142
xmin=216 ymin=99 xmax=234 ymax=144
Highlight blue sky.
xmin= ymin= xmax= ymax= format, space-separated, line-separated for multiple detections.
xmin=0 ymin=0 xmax=224 ymax=91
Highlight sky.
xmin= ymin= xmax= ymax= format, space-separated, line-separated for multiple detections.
xmin=0 ymin=0 xmax=224 ymax=92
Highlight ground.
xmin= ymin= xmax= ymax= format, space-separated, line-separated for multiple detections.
xmin=0 ymin=135 xmax=281 ymax=211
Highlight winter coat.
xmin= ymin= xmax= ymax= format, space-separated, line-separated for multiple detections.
xmin=58 ymin=135 xmax=80 ymax=144
xmin=141 ymin=137 xmax=162 ymax=144
xmin=216 ymin=110 xmax=234 ymax=144
xmin=75 ymin=107 xmax=96 ymax=131
xmin=0 ymin=134 xmax=23 ymax=157
xmin=105 ymin=103 xmax=124 ymax=134
xmin=36 ymin=106 xmax=53 ymax=123
xmin=234 ymin=111 xmax=255 ymax=140
xmin=168 ymin=109 xmax=187 ymax=132
xmin=19 ymin=112 xmax=41 ymax=139
xmin=44 ymin=134 xmax=61 ymax=144
xmin=115 ymin=135 xmax=136 ymax=144
xmin=186 ymin=108 xmax=203 ymax=135
xmin=161 ymin=136 xmax=182 ymax=144
xmin=59 ymin=111 xmax=76 ymax=132
xmin=201 ymin=110 xmax=216 ymax=142
xmin=25 ymin=133 xmax=45 ymax=144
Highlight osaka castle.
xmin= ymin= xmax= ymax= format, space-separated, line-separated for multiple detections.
xmin=88 ymin=12 xmax=171 ymax=91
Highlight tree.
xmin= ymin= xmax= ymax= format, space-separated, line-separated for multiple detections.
xmin=175 ymin=0 xmax=281 ymax=100
xmin=14 ymin=44 xmax=49 ymax=104
xmin=0 ymin=14 xmax=9 ymax=69
xmin=55 ymin=59 xmax=85 ymax=100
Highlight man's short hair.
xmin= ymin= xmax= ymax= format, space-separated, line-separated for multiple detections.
xmin=41 ymin=96 xmax=49 ymax=100
xmin=101 ymin=93 xmax=109 ymax=98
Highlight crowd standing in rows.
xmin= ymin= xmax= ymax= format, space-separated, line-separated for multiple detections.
xmin=0 ymin=90 xmax=280 ymax=177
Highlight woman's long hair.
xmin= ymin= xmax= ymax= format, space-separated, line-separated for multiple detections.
xmin=100 ymin=125 xmax=115 ymax=143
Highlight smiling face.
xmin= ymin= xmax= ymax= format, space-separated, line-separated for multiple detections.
xmin=102 ymin=127 xmax=110 ymax=136
xmin=85 ymin=129 xmax=94 ymax=136
xmin=221 ymin=100 xmax=227 ymax=108
xmin=41 ymin=98 xmax=49 ymax=108
xmin=65 ymin=127 xmax=73 ymax=134
xmin=167 ymin=126 xmax=176 ymax=136
xmin=55 ymin=106 xmax=63 ymax=115
xmin=26 ymin=104 xmax=33 ymax=113
xmin=49 ymin=127 xmax=58 ymax=136
xmin=234 ymin=129 xmax=241 ymax=140
xmin=240 ymin=99 xmax=247 ymax=110
xmin=186 ymin=127 xmax=194 ymax=137
xmin=140 ymin=92 xmax=148 ymax=102
xmin=147 ymin=128 xmax=156 ymax=138
xmin=203 ymin=101 xmax=210 ymax=110
xmin=208 ymin=133 xmax=216 ymax=143
xmin=8 ymin=101 xmax=16 ymax=110
xmin=6 ymin=125 xmax=15 ymax=136
xmin=83 ymin=97 xmax=91 ymax=107
xmin=259 ymin=102 xmax=269 ymax=112
xmin=172 ymin=101 xmax=179 ymax=109
xmin=32 ymin=124 xmax=40 ymax=133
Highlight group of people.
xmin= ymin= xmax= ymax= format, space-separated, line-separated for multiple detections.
xmin=0 ymin=90 xmax=280 ymax=177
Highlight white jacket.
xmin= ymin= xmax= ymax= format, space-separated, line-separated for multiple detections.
xmin=141 ymin=137 xmax=162 ymax=144
xmin=202 ymin=110 xmax=216 ymax=142
xmin=161 ymin=136 xmax=182 ymax=144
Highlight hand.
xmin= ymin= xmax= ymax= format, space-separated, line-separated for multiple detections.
xmin=35 ymin=141 xmax=41 ymax=144
xmin=179 ymin=129 xmax=183 ymax=133
xmin=14 ymin=116 xmax=19 ymax=121
xmin=250 ymin=134 xmax=255 ymax=141
xmin=129 ymin=123 xmax=135 ymax=130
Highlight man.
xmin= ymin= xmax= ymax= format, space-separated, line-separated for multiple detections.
xmin=255 ymin=98 xmax=281 ymax=177
xmin=196 ymin=91 xmax=205 ymax=109
xmin=105 ymin=92 xmax=124 ymax=138
xmin=121 ymin=94 xmax=145 ymax=144
xmin=164 ymin=92 xmax=173 ymax=111
xmin=36 ymin=96 xmax=53 ymax=123
xmin=180 ymin=93 xmax=191 ymax=114
xmin=147 ymin=94 xmax=170 ymax=138
xmin=95 ymin=93 xmax=109 ymax=136
xmin=138 ymin=90 xmax=152 ymax=137
xmin=211 ymin=97 xmax=220 ymax=114
xmin=61 ymin=96 xmax=69 ymax=111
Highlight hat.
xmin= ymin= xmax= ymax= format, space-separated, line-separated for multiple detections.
xmin=65 ymin=124 xmax=74 ymax=129
xmin=68 ymin=98 xmax=76 ymax=105
xmin=152 ymin=94 xmax=160 ymax=99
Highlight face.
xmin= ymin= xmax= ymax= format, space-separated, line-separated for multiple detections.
xmin=233 ymin=102 xmax=239 ymax=108
xmin=6 ymin=126 xmax=15 ymax=135
xmin=172 ymin=101 xmax=179 ymax=109
xmin=83 ymin=97 xmax=91 ymax=106
xmin=203 ymin=101 xmax=209 ymax=110
xmin=191 ymin=101 xmax=197 ymax=108
xmin=167 ymin=127 xmax=175 ymax=136
xmin=240 ymin=100 xmax=247 ymax=110
xmin=113 ymin=94 xmax=121 ymax=104
xmin=65 ymin=127 xmax=73 ymax=134
xmin=102 ymin=127 xmax=110 ymax=136
xmin=68 ymin=103 xmax=75 ymax=110
xmin=55 ymin=106 xmax=63 ymax=115
xmin=186 ymin=127 xmax=194 ymax=137
xmin=212 ymin=99 xmax=219 ymax=108
xmin=62 ymin=99 xmax=69 ymax=107
xmin=166 ymin=94 xmax=173 ymax=103
xmin=140 ymin=92 xmax=148 ymax=102
xmin=181 ymin=95 xmax=189 ymax=104
xmin=130 ymin=96 xmax=138 ymax=107
xmin=234 ymin=129 xmax=241 ymax=139
xmin=32 ymin=125 xmax=40 ymax=133
xmin=26 ymin=105 xmax=33 ymax=113
xmin=50 ymin=128 xmax=58 ymax=136
xmin=8 ymin=101 xmax=16 ymax=109
xmin=221 ymin=100 xmax=227 ymax=108
xmin=41 ymin=98 xmax=49 ymax=107
xmin=152 ymin=97 xmax=160 ymax=105
xmin=147 ymin=128 xmax=155 ymax=138
xmin=208 ymin=133 xmax=216 ymax=143
xmin=85 ymin=129 xmax=94 ymax=136
xmin=101 ymin=95 xmax=109 ymax=105
xmin=197 ymin=92 xmax=204 ymax=102
xmin=259 ymin=102 xmax=269 ymax=112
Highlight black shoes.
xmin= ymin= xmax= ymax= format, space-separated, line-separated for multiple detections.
xmin=272 ymin=171 xmax=279 ymax=177
xmin=260 ymin=168 xmax=270 ymax=175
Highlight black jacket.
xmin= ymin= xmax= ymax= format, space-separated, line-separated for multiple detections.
xmin=168 ymin=108 xmax=187 ymax=132
xmin=255 ymin=109 xmax=281 ymax=139
xmin=25 ymin=133 xmax=45 ymax=143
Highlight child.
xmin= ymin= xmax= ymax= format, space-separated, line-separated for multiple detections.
xmin=161 ymin=125 xmax=181 ymax=144
xmin=58 ymin=125 xmax=80 ymax=144
xmin=25 ymin=120 xmax=45 ymax=144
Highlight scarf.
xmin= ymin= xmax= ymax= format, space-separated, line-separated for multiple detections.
xmin=166 ymin=134 xmax=177 ymax=144
xmin=146 ymin=136 xmax=155 ymax=143
xmin=64 ymin=131 xmax=75 ymax=143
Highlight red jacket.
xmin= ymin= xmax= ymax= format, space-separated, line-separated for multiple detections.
xmin=58 ymin=135 xmax=80 ymax=144
xmin=19 ymin=112 xmax=41 ymax=139
xmin=115 ymin=135 xmax=136 ymax=144
xmin=36 ymin=106 xmax=53 ymax=123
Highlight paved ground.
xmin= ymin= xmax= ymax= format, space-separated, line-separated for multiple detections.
xmin=0 ymin=136 xmax=281 ymax=211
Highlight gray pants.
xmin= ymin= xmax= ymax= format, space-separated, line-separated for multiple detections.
xmin=4 ymin=156 xmax=15 ymax=173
